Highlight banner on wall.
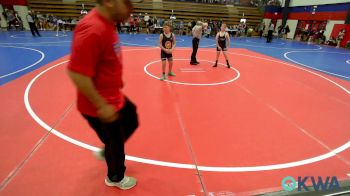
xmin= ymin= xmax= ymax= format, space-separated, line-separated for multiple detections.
xmin=331 ymin=24 xmax=350 ymax=47
xmin=0 ymin=0 xmax=27 ymax=6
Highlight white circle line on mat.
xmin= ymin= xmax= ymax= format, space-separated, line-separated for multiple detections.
xmin=24 ymin=49 xmax=350 ymax=172
xmin=284 ymin=50 xmax=350 ymax=80
xmin=0 ymin=46 xmax=45 ymax=79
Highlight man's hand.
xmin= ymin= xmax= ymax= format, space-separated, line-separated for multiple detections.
xmin=97 ymin=104 xmax=118 ymax=123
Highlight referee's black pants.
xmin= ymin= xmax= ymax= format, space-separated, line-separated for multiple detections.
xmin=29 ymin=22 xmax=40 ymax=37
xmin=191 ymin=37 xmax=200 ymax=63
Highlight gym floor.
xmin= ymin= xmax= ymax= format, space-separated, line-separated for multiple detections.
xmin=0 ymin=31 xmax=350 ymax=195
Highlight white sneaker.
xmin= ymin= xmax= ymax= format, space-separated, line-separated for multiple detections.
xmin=105 ymin=176 xmax=137 ymax=190
xmin=93 ymin=148 xmax=105 ymax=160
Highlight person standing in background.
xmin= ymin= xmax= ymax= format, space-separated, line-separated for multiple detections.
xmin=266 ymin=22 xmax=274 ymax=43
xmin=258 ymin=21 xmax=265 ymax=38
xmin=336 ymin=29 xmax=346 ymax=48
xmin=26 ymin=10 xmax=41 ymax=37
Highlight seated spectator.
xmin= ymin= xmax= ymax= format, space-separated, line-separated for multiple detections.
xmin=6 ymin=9 xmax=16 ymax=30
xmin=179 ymin=20 xmax=184 ymax=35
xmin=204 ymin=25 xmax=211 ymax=37
xmin=318 ymin=34 xmax=326 ymax=44
xmin=283 ymin=25 xmax=290 ymax=39
xmin=250 ymin=0 xmax=259 ymax=6
xmin=13 ymin=11 xmax=23 ymax=31
xmin=336 ymin=29 xmax=346 ymax=48
xmin=159 ymin=17 xmax=164 ymax=27
xmin=128 ymin=15 xmax=136 ymax=34
xmin=247 ymin=26 xmax=253 ymax=37
xmin=123 ymin=21 xmax=130 ymax=33
xmin=268 ymin=0 xmax=282 ymax=6
xmin=325 ymin=36 xmax=337 ymax=46
xmin=56 ymin=18 xmax=66 ymax=36
xmin=187 ymin=21 xmax=192 ymax=35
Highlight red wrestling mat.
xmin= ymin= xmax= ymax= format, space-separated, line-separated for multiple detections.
xmin=1 ymin=47 xmax=350 ymax=195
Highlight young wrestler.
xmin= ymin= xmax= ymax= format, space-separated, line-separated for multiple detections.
xmin=213 ymin=23 xmax=231 ymax=68
xmin=159 ymin=21 xmax=176 ymax=81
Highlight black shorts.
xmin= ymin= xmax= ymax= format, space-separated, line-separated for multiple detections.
xmin=216 ymin=46 xmax=227 ymax=51
xmin=217 ymin=42 xmax=226 ymax=51
xmin=161 ymin=51 xmax=173 ymax=60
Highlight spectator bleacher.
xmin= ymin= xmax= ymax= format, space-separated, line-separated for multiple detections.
xmin=28 ymin=0 xmax=262 ymax=30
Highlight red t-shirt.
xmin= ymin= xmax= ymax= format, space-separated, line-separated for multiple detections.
xmin=68 ymin=8 xmax=124 ymax=117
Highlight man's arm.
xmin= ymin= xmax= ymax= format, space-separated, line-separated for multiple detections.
xmin=226 ymin=32 xmax=230 ymax=49
xmin=159 ymin=33 xmax=167 ymax=52
xmin=67 ymin=70 xmax=118 ymax=122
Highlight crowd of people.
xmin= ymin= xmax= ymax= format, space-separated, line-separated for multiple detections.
xmin=197 ymin=0 xmax=238 ymax=4
xmin=181 ymin=0 xmax=282 ymax=6
xmin=250 ymin=0 xmax=282 ymax=7
xmin=0 ymin=8 xmax=24 ymax=31
xmin=1 ymin=8 xmax=79 ymax=35
xmin=1 ymin=7 xmax=346 ymax=49
xmin=115 ymin=12 xmax=258 ymax=41
xmin=255 ymin=20 xmax=347 ymax=48
xmin=294 ymin=27 xmax=346 ymax=48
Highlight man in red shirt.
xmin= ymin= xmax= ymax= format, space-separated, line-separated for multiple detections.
xmin=67 ymin=0 xmax=137 ymax=190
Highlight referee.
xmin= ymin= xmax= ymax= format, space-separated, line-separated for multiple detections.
xmin=26 ymin=10 xmax=40 ymax=37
